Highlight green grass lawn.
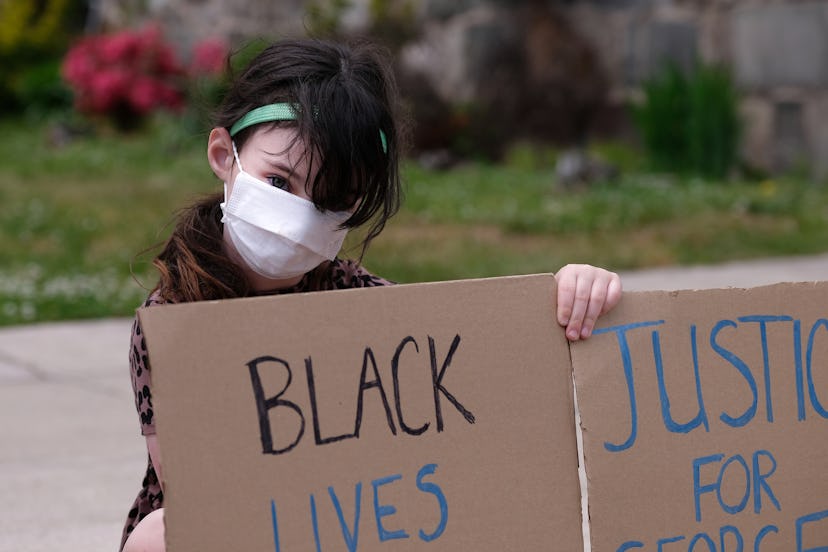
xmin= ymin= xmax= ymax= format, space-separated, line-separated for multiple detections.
xmin=2 ymin=116 xmax=828 ymax=326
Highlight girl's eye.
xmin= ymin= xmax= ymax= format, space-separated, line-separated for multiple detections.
xmin=266 ymin=175 xmax=290 ymax=191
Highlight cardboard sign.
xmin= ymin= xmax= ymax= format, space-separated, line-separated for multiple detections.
xmin=138 ymin=274 xmax=583 ymax=551
xmin=571 ymin=282 xmax=828 ymax=552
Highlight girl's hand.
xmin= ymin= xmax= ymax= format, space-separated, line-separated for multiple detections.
xmin=555 ymin=264 xmax=622 ymax=341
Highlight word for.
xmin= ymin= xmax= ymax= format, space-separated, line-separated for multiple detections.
xmin=246 ymin=334 xmax=476 ymax=455
xmin=593 ymin=316 xmax=828 ymax=452
xmin=269 ymin=463 xmax=448 ymax=552
xmin=693 ymin=449 xmax=780 ymax=523
xmin=615 ymin=508 xmax=828 ymax=552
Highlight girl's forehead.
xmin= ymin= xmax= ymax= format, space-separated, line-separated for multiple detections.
xmin=248 ymin=125 xmax=301 ymax=149
xmin=244 ymin=125 xmax=317 ymax=177
xmin=246 ymin=126 xmax=309 ymax=160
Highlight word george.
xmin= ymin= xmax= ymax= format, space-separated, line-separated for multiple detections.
xmin=616 ymin=524 xmax=778 ymax=552
xmin=615 ymin=508 xmax=828 ymax=551
xmin=269 ymin=463 xmax=448 ymax=551
xmin=246 ymin=334 xmax=476 ymax=455
xmin=594 ymin=316 xmax=828 ymax=452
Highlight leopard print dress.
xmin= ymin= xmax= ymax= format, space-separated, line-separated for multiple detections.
xmin=121 ymin=259 xmax=391 ymax=549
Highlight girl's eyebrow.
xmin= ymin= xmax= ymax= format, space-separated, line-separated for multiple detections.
xmin=259 ymin=149 xmax=297 ymax=174
xmin=264 ymin=159 xmax=295 ymax=174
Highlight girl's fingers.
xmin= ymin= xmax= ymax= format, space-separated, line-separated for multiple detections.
xmin=578 ymin=275 xmax=610 ymax=339
xmin=555 ymin=265 xmax=578 ymax=327
xmin=565 ymin=272 xmax=595 ymax=340
xmin=602 ymin=274 xmax=623 ymax=314
xmin=555 ymin=265 xmax=623 ymax=341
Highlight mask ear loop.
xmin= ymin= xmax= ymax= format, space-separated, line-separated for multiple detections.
xmin=221 ymin=142 xmax=244 ymax=224
xmin=231 ymin=141 xmax=244 ymax=172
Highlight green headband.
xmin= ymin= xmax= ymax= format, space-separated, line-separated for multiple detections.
xmin=229 ymin=102 xmax=388 ymax=154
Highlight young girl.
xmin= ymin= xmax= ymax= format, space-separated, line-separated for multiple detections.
xmin=121 ymin=37 xmax=622 ymax=552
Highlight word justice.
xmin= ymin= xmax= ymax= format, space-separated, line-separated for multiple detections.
xmin=593 ymin=316 xmax=828 ymax=452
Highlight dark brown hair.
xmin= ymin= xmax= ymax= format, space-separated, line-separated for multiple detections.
xmin=152 ymin=38 xmax=404 ymax=303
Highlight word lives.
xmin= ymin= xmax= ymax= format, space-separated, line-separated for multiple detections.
xmin=269 ymin=463 xmax=448 ymax=551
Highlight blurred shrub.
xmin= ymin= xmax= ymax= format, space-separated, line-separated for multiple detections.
xmin=61 ymin=25 xmax=228 ymax=132
xmin=181 ymin=37 xmax=232 ymax=132
xmin=0 ymin=0 xmax=69 ymax=51
xmin=15 ymin=59 xmax=73 ymax=114
xmin=367 ymin=0 xmax=418 ymax=52
xmin=306 ymin=0 xmax=416 ymax=53
xmin=0 ymin=0 xmax=84 ymax=115
xmin=306 ymin=0 xmax=352 ymax=37
xmin=61 ymin=24 xmax=185 ymax=130
xmin=634 ymin=64 xmax=741 ymax=179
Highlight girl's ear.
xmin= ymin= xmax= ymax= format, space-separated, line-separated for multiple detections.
xmin=207 ymin=127 xmax=235 ymax=182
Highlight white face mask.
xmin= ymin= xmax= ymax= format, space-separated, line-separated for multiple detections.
xmin=220 ymin=145 xmax=350 ymax=280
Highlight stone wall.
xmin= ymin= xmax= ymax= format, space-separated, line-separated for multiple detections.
xmin=93 ymin=0 xmax=307 ymax=53
xmin=561 ymin=0 xmax=828 ymax=176
xmin=96 ymin=0 xmax=828 ymax=176
xmin=411 ymin=0 xmax=828 ymax=175
xmin=398 ymin=1 xmax=609 ymax=152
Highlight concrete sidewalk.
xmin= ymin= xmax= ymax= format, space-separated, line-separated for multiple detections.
xmin=2 ymin=253 xmax=827 ymax=552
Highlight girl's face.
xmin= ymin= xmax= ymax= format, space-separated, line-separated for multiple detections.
xmin=207 ymin=124 xmax=325 ymax=291
xmin=226 ymin=125 xmax=317 ymax=201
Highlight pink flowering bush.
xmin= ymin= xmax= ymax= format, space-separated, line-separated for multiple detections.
xmin=189 ymin=38 xmax=229 ymax=76
xmin=61 ymin=24 xmax=227 ymax=130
